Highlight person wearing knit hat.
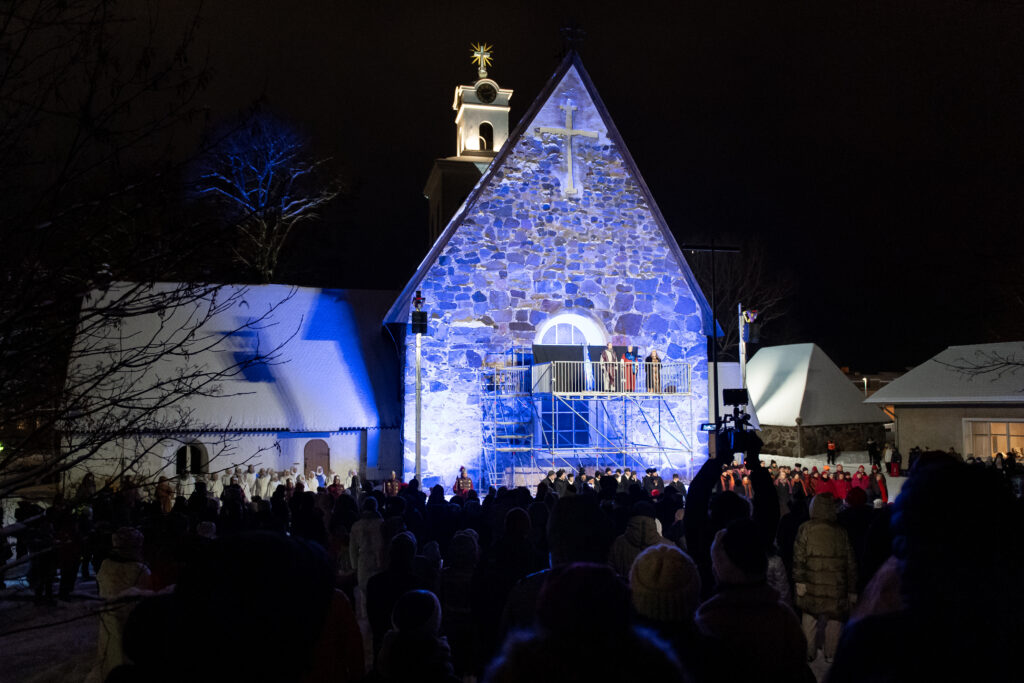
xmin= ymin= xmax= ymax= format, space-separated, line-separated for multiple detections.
xmin=630 ymin=544 xmax=701 ymax=622
xmin=696 ymin=520 xmax=809 ymax=682
xmin=629 ymin=545 xmax=707 ymax=679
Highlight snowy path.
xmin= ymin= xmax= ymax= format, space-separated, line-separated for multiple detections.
xmin=0 ymin=580 xmax=100 ymax=683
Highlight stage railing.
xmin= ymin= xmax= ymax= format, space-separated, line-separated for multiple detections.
xmin=532 ymin=361 xmax=690 ymax=395
xmin=484 ymin=365 xmax=531 ymax=395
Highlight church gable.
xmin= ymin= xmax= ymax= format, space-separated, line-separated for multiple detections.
xmin=391 ymin=52 xmax=712 ymax=487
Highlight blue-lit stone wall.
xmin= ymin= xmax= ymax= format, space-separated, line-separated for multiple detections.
xmin=403 ymin=66 xmax=709 ymax=488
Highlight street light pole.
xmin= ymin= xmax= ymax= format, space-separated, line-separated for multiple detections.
xmin=415 ymin=330 xmax=422 ymax=481
xmin=682 ymin=241 xmax=740 ymax=440
xmin=411 ymin=291 xmax=428 ymax=482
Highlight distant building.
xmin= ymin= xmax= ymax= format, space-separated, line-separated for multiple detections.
xmin=746 ymin=343 xmax=889 ymax=458
xmin=864 ymin=341 xmax=1024 ymax=458
xmin=65 ymin=285 xmax=402 ymax=483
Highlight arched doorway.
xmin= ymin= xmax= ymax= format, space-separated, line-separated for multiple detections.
xmin=303 ymin=439 xmax=330 ymax=480
xmin=175 ymin=442 xmax=208 ymax=475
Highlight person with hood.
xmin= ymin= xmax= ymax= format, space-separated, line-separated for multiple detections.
xmin=376 ymin=589 xmax=456 ymax=683
xmin=793 ymin=493 xmax=857 ymax=663
xmin=350 ymin=497 xmax=385 ymax=595
xmin=93 ymin=527 xmax=152 ymax=680
xmin=608 ymin=501 xmax=672 ymax=577
xmin=695 ymin=519 xmax=810 ymax=682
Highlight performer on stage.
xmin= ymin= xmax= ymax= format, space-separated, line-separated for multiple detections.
xmin=645 ymin=348 xmax=662 ymax=393
xmin=453 ymin=466 xmax=474 ymax=499
xmin=621 ymin=345 xmax=638 ymax=392
xmin=601 ymin=341 xmax=617 ymax=392
xmin=384 ymin=470 xmax=402 ymax=498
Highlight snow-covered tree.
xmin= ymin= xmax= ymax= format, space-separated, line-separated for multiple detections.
xmin=195 ymin=112 xmax=342 ymax=283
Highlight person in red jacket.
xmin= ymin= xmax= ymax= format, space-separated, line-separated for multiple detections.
xmin=817 ymin=471 xmax=837 ymax=498
xmin=870 ymin=472 xmax=889 ymax=504
xmin=833 ymin=472 xmax=852 ymax=501
xmin=452 ymin=466 xmax=473 ymax=499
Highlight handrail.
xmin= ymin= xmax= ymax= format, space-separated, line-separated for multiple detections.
xmin=536 ymin=360 xmax=690 ymax=396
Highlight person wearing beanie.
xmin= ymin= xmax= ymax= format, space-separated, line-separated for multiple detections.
xmin=608 ymin=501 xmax=672 ymax=577
xmin=376 ymin=590 xmax=455 ymax=683
xmin=695 ymin=520 xmax=808 ymax=682
xmin=630 ymin=544 xmax=701 ymax=622
xmin=629 ymin=545 xmax=708 ymax=678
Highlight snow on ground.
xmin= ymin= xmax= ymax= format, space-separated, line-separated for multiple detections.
xmin=0 ymin=578 xmax=100 ymax=683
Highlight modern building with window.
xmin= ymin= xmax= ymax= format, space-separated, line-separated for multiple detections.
xmin=864 ymin=342 xmax=1024 ymax=459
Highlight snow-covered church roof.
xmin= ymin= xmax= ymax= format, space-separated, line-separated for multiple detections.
xmin=66 ymin=283 xmax=400 ymax=433
xmin=746 ymin=343 xmax=888 ymax=426
xmin=865 ymin=341 xmax=1024 ymax=405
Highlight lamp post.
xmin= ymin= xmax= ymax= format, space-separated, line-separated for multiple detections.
xmin=683 ymin=241 xmax=740 ymax=435
xmin=739 ymin=306 xmax=758 ymax=388
xmin=412 ymin=291 xmax=428 ymax=482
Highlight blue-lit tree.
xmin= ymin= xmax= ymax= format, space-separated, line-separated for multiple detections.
xmin=195 ymin=112 xmax=342 ymax=283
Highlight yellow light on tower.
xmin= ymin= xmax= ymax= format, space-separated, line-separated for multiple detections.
xmin=470 ymin=43 xmax=493 ymax=78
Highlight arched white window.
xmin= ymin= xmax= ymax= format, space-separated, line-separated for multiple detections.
xmin=535 ymin=312 xmax=607 ymax=346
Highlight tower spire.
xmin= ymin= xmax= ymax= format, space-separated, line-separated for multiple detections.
xmin=470 ymin=42 xmax=493 ymax=79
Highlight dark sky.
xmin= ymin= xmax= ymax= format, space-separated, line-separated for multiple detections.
xmin=162 ymin=0 xmax=1024 ymax=371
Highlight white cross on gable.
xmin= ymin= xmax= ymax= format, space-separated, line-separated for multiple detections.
xmin=536 ymin=103 xmax=599 ymax=196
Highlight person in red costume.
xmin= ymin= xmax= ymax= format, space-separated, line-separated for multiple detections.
xmin=452 ymin=466 xmax=474 ymax=499
xmin=621 ymin=345 xmax=637 ymax=392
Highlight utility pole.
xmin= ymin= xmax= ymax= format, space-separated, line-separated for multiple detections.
xmin=411 ymin=291 xmax=428 ymax=482
xmin=739 ymin=306 xmax=758 ymax=388
xmin=682 ymin=241 xmax=740 ymax=437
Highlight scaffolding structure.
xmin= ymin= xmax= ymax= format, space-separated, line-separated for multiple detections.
xmin=480 ymin=359 xmax=698 ymax=489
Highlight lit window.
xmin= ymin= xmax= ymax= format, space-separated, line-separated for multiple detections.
xmin=969 ymin=421 xmax=1024 ymax=459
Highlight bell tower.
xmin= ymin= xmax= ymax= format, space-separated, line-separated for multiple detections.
xmin=454 ymin=43 xmax=513 ymax=157
xmin=424 ymin=43 xmax=513 ymax=244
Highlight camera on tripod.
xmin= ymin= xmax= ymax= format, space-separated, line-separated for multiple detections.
xmin=722 ymin=388 xmax=753 ymax=431
xmin=719 ymin=388 xmax=758 ymax=458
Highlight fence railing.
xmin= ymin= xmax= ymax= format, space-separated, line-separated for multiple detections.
xmin=532 ymin=361 xmax=690 ymax=395
xmin=483 ymin=366 xmax=532 ymax=395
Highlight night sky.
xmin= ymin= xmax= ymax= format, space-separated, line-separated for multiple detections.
xmin=157 ymin=0 xmax=1024 ymax=372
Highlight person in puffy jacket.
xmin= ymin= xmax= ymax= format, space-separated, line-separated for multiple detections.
xmin=793 ymin=493 xmax=857 ymax=663
xmin=608 ymin=502 xmax=671 ymax=577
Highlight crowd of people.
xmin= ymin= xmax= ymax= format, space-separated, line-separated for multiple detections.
xmin=3 ymin=439 xmax=1022 ymax=682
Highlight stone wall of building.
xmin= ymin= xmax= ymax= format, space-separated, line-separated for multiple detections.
xmin=759 ymin=423 xmax=886 ymax=458
xmin=402 ymin=67 xmax=709 ymax=489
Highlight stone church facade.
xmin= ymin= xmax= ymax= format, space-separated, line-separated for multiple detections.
xmin=386 ymin=52 xmax=715 ymax=489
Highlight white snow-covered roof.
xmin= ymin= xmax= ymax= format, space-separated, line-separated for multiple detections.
xmin=746 ymin=344 xmax=888 ymax=426
xmin=66 ymin=283 xmax=400 ymax=433
xmin=865 ymin=342 xmax=1024 ymax=405
xmin=709 ymin=363 xmax=761 ymax=430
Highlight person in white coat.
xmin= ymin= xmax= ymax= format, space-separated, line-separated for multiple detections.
xmin=92 ymin=528 xmax=152 ymax=681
